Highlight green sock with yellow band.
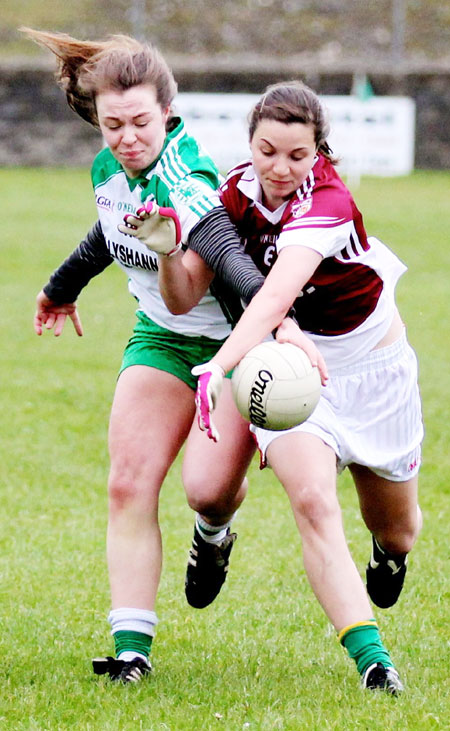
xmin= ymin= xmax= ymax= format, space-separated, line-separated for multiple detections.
xmin=113 ymin=630 xmax=152 ymax=661
xmin=339 ymin=620 xmax=393 ymax=675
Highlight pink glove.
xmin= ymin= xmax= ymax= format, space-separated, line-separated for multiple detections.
xmin=191 ymin=362 xmax=225 ymax=443
xmin=118 ymin=201 xmax=182 ymax=256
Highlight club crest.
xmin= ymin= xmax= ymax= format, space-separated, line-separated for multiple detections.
xmin=291 ymin=199 xmax=313 ymax=218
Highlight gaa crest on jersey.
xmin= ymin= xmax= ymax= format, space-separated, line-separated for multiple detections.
xmin=291 ymin=199 xmax=313 ymax=218
xmin=96 ymin=194 xmax=114 ymax=213
xmin=172 ymin=180 xmax=205 ymax=205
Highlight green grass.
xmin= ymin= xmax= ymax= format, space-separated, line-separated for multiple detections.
xmin=0 ymin=168 xmax=449 ymax=729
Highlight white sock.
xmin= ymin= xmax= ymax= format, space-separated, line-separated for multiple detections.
xmin=108 ymin=607 xmax=158 ymax=636
xmin=108 ymin=608 xmax=158 ymax=663
xmin=196 ymin=513 xmax=235 ymax=545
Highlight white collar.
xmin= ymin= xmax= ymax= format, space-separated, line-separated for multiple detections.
xmin=236 ymin=162 xmax=289 ymax=224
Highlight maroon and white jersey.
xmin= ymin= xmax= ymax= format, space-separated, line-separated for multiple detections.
xmin=219 ymin=155 xmax=406 ymax=369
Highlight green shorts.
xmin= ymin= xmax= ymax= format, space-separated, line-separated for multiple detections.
xmin=120 ymin=310 xmax=229 ymax=391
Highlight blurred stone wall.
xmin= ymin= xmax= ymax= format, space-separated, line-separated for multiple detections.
xmin=0 ymin=63 xmax=102 ymax=167
xmin=1 ymin=61 xmax=449 ymax=169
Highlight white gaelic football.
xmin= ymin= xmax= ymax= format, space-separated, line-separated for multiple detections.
xmin=231 ymin=341 xmax=321 ymax=431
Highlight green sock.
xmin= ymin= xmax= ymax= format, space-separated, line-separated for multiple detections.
xmin=113 ymin=630 xmax=153 ymax=660
xmin=339 ymin=621 xmax=393 ymax=675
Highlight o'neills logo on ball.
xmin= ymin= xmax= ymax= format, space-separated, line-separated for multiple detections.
xmin=248 ymin=368 xmax=273 ymax=427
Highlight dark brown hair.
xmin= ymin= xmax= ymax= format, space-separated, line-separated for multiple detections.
xmin=248 ymin=80 xmax=338 ymax=163
xmin=20 ymin=28 xmax=177 ymax=129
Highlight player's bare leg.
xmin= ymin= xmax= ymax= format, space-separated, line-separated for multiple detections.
xmin=183 ymin=380 xmax=255 ymax=520
xmin=267 ymin=433 xmax=371 ymax=627
xmin=182 ymin=380 xmax=256 ymax=608
xmin=94 ymin=365 xmax=195 ymax=680
xmin=351 ymin=464 xmax=421 ymax=608
xmin=266 ymin=432 xmax=403 ymax=692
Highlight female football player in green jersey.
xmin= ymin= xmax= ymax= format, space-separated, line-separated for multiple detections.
xmin=22 ymin=27 xmax=264 ymax=683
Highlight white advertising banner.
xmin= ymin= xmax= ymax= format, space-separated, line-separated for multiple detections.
xmin=175 ymin=92 xmax=416 ymax=177
xmin=325 ymin=95 xmax=416 ymax=177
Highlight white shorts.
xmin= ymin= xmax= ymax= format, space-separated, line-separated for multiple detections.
xmin=251 ymin=330 xmax=424 ymax=482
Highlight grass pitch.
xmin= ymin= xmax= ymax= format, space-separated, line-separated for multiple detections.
xmin=0 ymin=168 xmax=449 ymax=729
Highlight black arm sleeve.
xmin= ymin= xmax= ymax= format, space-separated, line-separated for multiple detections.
xmin=188 ymin=206 xmax=297 ymax=328
xmin=187 ymin=206 xmax=265 ymax=304
xmin=43 ymin=220 xmax=114 ymax=304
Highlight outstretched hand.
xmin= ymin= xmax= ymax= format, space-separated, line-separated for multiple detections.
xmin=275 ymin=317 xmax=328 ymax=385
xmin=34 ymin=290 xmax=83 ymax=337
xmin=117 ymin=201 xmax=182 ymax=256
xmin=191 ymin=361 xmax=225 ymax=442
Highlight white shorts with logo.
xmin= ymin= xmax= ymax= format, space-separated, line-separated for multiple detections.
xmin=251 ymin=330 xmax=424 ymax=482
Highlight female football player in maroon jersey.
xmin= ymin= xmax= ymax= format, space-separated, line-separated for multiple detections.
xmin=146 ymin=81 xmax=423 ymax=694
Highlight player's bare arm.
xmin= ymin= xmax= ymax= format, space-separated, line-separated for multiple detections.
xmin=158 ymin=248 xmax=215 ymax=314
xmin=210 ymin=246 xmax=328 ymax=383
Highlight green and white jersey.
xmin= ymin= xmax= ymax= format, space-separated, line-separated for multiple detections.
xmin=91 ymin=117 xmax=231 ymax=339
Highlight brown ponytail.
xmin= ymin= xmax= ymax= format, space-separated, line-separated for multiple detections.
xmin=20 ymin=27 xmax=177 ymax=129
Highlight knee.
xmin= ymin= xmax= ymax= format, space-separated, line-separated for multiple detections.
xmin=108 ymin=464 xmax=158 ymax=515
xmin=108 ymin=468 xmax=140 ymax=509
xmin=289 ymin=481 xmax=340 ymax=530
xmin=184 ymin=475 xmax=248 ymax=517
